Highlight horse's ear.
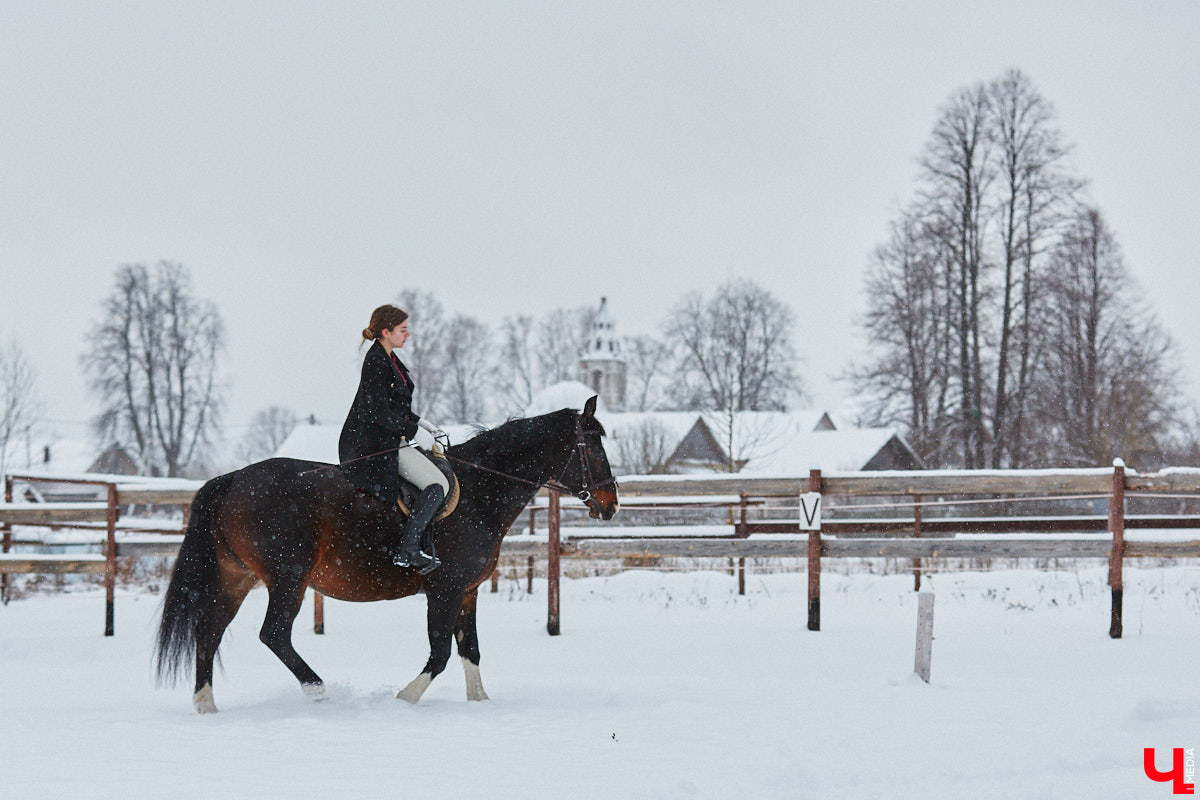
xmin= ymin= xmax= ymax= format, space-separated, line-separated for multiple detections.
xmin=583 ymin=395 xmax=598 ymax=418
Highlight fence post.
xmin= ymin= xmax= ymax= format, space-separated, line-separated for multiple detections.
xmin=737 ymin=491 xmax=748 ymax=596
xmin=313 ymin=591 xmax=325 ymax=635
xmin=914 ymin=592 xmax=935 ymax=683
xmin=527 ymin=555 xmax=535 ymax=594
xmin=2 ymin=475 xmax=12 ymax=605
xmin=547 ymin=491 xmax=561 ymax=636
xmin=808 ymin=469 xmax=822 ymax=631
xmin=105 ymin=483 xmax=117 ymax=636
xmin=490 ymin=565 xmax=500 ymax=593
xmin=1108 ymin=459 xmax=1126 ymax=639
xmin=912 ymin=494 xmax=923 ymax=592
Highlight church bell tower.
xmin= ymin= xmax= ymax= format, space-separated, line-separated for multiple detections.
xmin=578 ymin=297 xmax=626 ymax=412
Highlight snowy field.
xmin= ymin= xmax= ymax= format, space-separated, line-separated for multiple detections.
xmin=2 ymin=565 xmax=1198 ymax=799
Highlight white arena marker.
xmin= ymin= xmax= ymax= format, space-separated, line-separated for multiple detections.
xmin=798 ymin=492 xmax=822 ymax=531
xmin=914 ymin=592 xmax=935 ymax=683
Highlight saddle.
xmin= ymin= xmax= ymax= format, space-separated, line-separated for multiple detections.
xmin=396 ymin=444 xmax=460 ymax=522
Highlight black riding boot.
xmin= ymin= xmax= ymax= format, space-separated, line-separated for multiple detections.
xmin=393 ymin=485 xmax=444 ymax=574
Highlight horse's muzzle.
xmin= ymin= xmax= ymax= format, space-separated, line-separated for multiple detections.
xmin=587 ymin=489 xmax=619 ymax=521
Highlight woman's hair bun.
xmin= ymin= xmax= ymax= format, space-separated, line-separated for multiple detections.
xmin=361 ymin=326 xmax=375 ymax=342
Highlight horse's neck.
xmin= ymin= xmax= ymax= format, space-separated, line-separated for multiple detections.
xmin=457 ymin=418 xmax=575 ymax=525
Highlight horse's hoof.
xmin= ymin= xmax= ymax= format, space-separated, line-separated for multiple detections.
xmin=397 ymin=673 xmax=432 ymax=704
xmin=302 ymin=683 xmax=328 ymax=702
xmin=193 ymin=684 xmax=218 ymax=714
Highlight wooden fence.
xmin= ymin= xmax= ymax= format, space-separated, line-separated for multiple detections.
xmin=4 ymin=465 xmax=1200 ymax=638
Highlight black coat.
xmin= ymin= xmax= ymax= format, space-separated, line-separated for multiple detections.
xmin=339 ymin=340 xmax=421 ymax=505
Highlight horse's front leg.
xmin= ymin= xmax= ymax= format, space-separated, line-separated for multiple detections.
xmin=455 ymin=587 xmax=489 ymax=701
xmin=397 ymin=585 xmax=463 ymax=704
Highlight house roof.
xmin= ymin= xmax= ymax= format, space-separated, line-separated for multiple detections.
xmin=737 ymin=427 xmax=918 ymax=474
xmin=599 ymin=409 xmax=918 ymax=475
xmin=6 ymin=437 xmax=101 ymax=476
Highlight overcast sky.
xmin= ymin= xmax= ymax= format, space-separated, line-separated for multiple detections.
xmin=2 ymin=1 xmax=1198 ymax=452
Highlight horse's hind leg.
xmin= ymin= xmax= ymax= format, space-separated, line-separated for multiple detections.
xmin=454 ymin=588 xmax=489 ymax=701
xmin=397 ymin=587 xmax=463 ymax=704
xmin=193 ymin=566 xmax=257 ymax=714
xmin=259 ymin=580 xmax=325 ymax=700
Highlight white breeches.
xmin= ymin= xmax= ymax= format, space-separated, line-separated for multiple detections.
xmin=398 ymin=446 xmax=450 ymax=494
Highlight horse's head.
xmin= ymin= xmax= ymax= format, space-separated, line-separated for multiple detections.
xmin=557 ymin=395 xmax=619 ymax=520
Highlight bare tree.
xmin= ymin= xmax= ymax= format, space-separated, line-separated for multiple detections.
xmin=856 ymin=71 xmax=1107 ymax=469
xmin=442 ymin=314 xmax=495 ymax=423
xmin=1032 ymin=208 xmax=1180 ymax=467
xmin=537 ymin=306 xmax=596 ymax=384
xmin=852 ymin=210 xmax=956 ymax=466
xmin=85 ymin=262 xmax=225 ymax=477
xmin=614 ymin=418 xmax=673 ymax=475
xmin=920 ymin=81 xmax=994 ymax=467
xmin=499 ymin=314 xmax=538 ymax=414
xmin=0 ymin=335 xmax=37 ymax=477
xmin=666 ymin=277 xmax=801 ymax=413
xmin=395 ymin=288 xmax=449 ymax=420
xmin=237 ymin=405 xmax=298 ymax=464
xmin=705 ymin=409 xmax=787 ymax=473
xmin=624 ymin=334 xmax=673 ymax=412
xmin=986 ymin=69 xmax=1081 ymax=467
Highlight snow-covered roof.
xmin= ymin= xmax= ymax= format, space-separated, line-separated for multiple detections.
xmin=595 ymin=409 xmax=915 ymax=474
xmin=599 ymin=411 xmax=706 ymax=446
xmin=6 ymin=437 xmax=101 ymax=476
xmin=737 ymin=427 xmax=912 ymax=474
xmin=522 ymin=381 xmax=606 ymax=417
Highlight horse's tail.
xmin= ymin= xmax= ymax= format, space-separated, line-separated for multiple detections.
xmin=155 ymin=470 xmax=237 ymax=687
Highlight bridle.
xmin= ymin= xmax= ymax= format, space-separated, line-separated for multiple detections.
xmin=443 ymin=415 xmax=617 ymax=504
xmin=547 ymin=416 xmax=618 ymax=504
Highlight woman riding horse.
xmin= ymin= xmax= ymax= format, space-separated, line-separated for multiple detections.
xmin=340 ymin=304 xmax=449 ymax=574
xmin=156 ymin=397 xmax=618 ymax=713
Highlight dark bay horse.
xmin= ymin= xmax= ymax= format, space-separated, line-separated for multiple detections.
xmin=156 ymin=397 xmax=617 ymax=713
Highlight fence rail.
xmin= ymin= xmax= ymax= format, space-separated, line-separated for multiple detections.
xmin=5 ymin=464 xmax=1200 ymax=637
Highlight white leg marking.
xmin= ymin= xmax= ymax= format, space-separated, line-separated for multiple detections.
xmin=193 ymin=684 xmax=218 ymax=715
xmin=462 ymin=657 xmax=490 ymax=702
xmin=397 ymin=672 xmax=432 ymax=704
xmin=302 ymin=683 xmax=328 ymax=702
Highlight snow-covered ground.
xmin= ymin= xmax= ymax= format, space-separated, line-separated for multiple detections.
xmin=2 ymin=565 xmax=1197 ymax=798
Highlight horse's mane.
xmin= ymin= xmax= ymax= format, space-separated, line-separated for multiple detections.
xmin=449 ymin=408 xmax=578 ymax=460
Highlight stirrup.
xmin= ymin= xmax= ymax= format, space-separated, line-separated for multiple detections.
xmin=394 ymin=548 xmax=440 ymax=574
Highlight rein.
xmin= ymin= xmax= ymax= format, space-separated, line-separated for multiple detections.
xmin=300 ymin=415 xmax=616 ymax=503
xmin=297 ymin=441 xmax=418 ymax=477
xmin=443 ymin=418 xmax=616 ymax=503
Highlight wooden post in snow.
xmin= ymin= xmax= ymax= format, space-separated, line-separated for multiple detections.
xmin=104 ymin=483 xmax=117 ymax=636
xmin=914 ymin=592 xmax=935 ymax=683
xmin=912 ymin=494 xmax=923 ymax=592
xmin=807 ymin=469 xmax=822 ymax=631
xmin=737 ymin=491 xmax=748 ymax=596
xmin=1 ymin=475 xmax=12 ymax=605
xmin=527 ymin=555 xmax=535 ymax=594
xmin=1108 ymin=459 xmax=1126 ymax=639
xmin=547 ymin=490 xmax=561 ymax=636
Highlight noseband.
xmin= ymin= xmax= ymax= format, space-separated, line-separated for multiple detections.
xmin=548 ymin=417 xmax=618 ymax=504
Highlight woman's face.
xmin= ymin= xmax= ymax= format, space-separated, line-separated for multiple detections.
xmin=381 ymin=320 xmax=410 ymax=350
